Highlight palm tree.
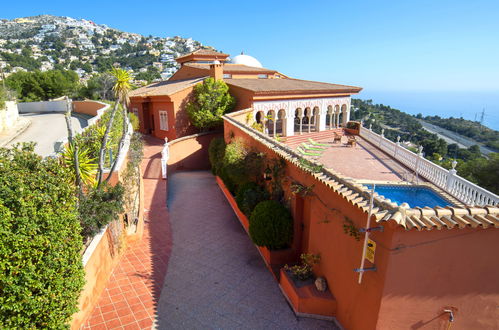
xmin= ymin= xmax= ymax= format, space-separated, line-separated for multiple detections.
xmin=97 ymin=67 xmax=131 ymax=185
xmin=62 ymin=143 xmax=98 ymax=186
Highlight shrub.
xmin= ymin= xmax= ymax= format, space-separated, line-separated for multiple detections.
xmin=235 ymin=182 xmax=269 ymax=216
xmin=78 ymin=182 xmax=124 ymax=239
xmin=249 ymin=200 xmax=293 ymax=250
xmin=222 ymin=138 xmax=248 ymax=186
xmin=0 ymin=143 xmax=85 ymax=328
xmin=208 ymin=137 xmax=225 ymax=176
xmin=128 ymin=112 xmax=140 ymax=131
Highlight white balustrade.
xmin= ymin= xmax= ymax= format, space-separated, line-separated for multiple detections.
xmin=359 ymin=126 xmax=498 ymax=206
xmin=161 ymin=138 xmax=169 ymax=179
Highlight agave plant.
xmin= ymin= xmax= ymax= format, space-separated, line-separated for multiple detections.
xmin=62 ymin=143 xmax=98 ymax=187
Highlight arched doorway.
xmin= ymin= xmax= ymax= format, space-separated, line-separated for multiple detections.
xmin=294 ymin=108 xmax=303 ymax=134
xmin=340 ymin=104 xmax=347 ymax=127
xmin=326 ymin=105 xmax=333 ymax=130
xmin=304 ymin=107 xmax=312 ymax=133
xmin=334 ymin=105 xmax=340 ymax=128
xmin=276 ymin=109 xmax=286 ymax=136
xmin=266 ymin=110 xmax=276 ymax=136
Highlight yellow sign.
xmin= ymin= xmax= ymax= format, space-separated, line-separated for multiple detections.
xmin=365 ymin=239 xmax=376 ymax=263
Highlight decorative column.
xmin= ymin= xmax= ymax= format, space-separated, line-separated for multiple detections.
xmin=319 ymin=109 xmax=326 ymax=131
xmin=286 ymin=112 xmax=294 ymax=136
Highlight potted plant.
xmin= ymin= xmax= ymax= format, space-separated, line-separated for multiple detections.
xmin=284 ymin=253 xmax=321 ymax=286
xmin=345 ymin=121 xmax=361 ymax=135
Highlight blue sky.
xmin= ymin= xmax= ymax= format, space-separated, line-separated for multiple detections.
xmin=2 ymin=0 xmax=499 ymax=92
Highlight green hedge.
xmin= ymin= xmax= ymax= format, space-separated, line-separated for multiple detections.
xmin=208 ymin=137 xmax=225 ymax=176
xmin=235 ymin=182 xmax=269 ymax=216
xmin=0 ymin=144 xmax=85 ymax=328
xmin=249 ymin=200 xmax=293 ymax=250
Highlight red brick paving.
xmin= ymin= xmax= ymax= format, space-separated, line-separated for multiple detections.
xmin=82 ymin=136 xmax=171 ymax=329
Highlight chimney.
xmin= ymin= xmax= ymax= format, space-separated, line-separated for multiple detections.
xmin=209 ymin=61 xmax=223 ymax=81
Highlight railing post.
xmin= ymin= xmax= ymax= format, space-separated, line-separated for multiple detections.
xmin=394 ymin=136 xmax=400 ymax=157
xmin=415 ymin=145 xmax=423 ymax=172
xmin=379 ymin=129 xmax=384 ymax=148
xmin=161 ymin=138 xmax=169 ymax=180
xmin=446 ymin=160 xmax=457 ymax=192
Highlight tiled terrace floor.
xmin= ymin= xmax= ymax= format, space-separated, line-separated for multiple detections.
xmin=288 ymin=132 xmax=421 ymax=183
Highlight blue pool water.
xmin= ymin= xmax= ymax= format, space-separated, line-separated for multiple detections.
xmin=364 ymin=184 xmax=453 ymax=208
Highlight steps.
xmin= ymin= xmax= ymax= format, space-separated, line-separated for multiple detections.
xmin=284 ymin=129 xmax=345 ymax=147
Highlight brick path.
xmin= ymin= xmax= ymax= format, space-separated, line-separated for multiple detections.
xmin=83 ymin=137 xmax=171 ymax=329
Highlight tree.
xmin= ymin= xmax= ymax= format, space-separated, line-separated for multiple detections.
xmin=5 ymin=70 xmax=79 ymax=102
xmin=0 ymin=143 xmax=85 ymax=328
xmin=97 ymin=68 xmax=131 ymax=184
xmin=186 ymin=77 xmax=235 ymax=130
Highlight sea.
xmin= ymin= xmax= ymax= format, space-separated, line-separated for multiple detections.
xmin=357 ymin=90 xmax=499 ymax=131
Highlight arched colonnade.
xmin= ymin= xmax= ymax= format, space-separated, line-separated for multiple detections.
xmin=253 ymin=97 xmax=351 ymax=137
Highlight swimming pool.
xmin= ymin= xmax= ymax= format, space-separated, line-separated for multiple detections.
xmin=364 ymin=184 xmax=453 ymax=208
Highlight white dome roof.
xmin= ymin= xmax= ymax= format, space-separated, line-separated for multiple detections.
xmin=230 ymin=54 xmax=263 ymax=68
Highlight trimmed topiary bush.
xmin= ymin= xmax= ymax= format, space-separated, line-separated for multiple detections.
xmin=249 ymin=200 xmax=293 ymax=250
xmin=0 ymin=143 xmax=85 ymax=328
xmin=235 ymin=182 xmax=269 ymax=216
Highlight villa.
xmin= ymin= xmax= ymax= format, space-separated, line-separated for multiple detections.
xmin=131 ymin=49 xmax=499 ymax=329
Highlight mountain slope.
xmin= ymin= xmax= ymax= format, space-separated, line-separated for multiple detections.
xmin=0 ymin=15 xmax=213 ymax=80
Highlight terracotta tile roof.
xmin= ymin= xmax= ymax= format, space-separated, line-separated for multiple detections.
xmin=223 ymin=109 xmax=499 ymax=232
xmin=175 ymin=49 xmax=229 ymax=61
xmin=184 ymin=63 xmax=277 ymax=73
xmin=224 ymin=78 xmax=362 ymax=94
xmin=129 ymin=77 xmax=205 ymax=97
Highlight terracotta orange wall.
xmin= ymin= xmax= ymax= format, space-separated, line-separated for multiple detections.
xmin=71 ymin=227 xmax=121 ymax=329
xmin=73 ymin=100 xmax=107 ymax=116
xmin=167 ymin=131 xmax=221 ymax=172
xmin=377 ymin=227 xmax=499 ymax=330
xmin=227 ymin=85 xmax=254 ymax=111
xmin=169 ymin=86 xmax=198 ymax=138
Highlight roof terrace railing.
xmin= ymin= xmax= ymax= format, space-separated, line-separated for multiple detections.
xmin=359 ymin=125 xmax=498 ymax=206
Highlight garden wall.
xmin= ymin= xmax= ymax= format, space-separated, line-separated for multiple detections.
xmin=17 ymin=99 xmax=68 ymax=113
xmin=73 ymin=100 xmax=108 ymax=117
xmin=71 ymin=224 xmax=121 ymax=329
xmin=167 ymin=131 xmax=221 ymax=173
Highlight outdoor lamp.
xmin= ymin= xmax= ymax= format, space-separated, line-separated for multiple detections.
xmin=263 ymin=165 xmax=272 ymax=181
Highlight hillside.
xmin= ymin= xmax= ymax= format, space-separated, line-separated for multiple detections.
xmin=0 ymin=15 xmax=213 ymax=81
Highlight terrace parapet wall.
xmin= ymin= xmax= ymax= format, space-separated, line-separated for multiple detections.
xmin=223 ymin=109 xmax=499 ymax=330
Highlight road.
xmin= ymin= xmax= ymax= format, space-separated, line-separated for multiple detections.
xmin=419 ymin=120 xmax=496 ymax=156
xmin=6 ymin=112 xmax=90 ymax=157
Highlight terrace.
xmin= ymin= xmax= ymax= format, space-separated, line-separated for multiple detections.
xmin=225 ymin=108 xmax=498 ymax=223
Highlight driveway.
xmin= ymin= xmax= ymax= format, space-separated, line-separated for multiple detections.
xmin=156 ymin=171 xmax=336 ymax=329
xmin=6 ymin=112 xmax=90 ymax=156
